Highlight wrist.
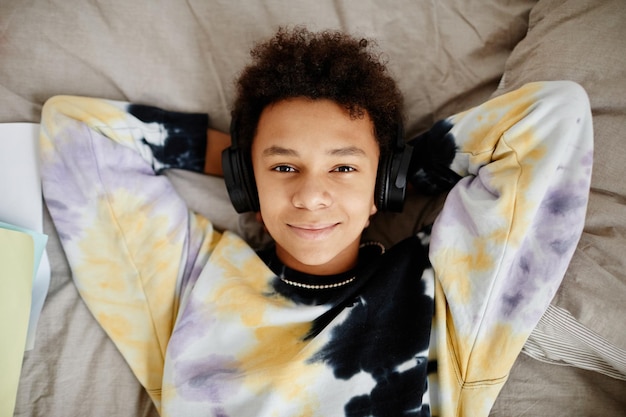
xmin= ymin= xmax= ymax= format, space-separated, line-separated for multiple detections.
xmin=205 ymin=129 xmax=231 ymax=176
xmin=128 ymin=104 xmax=209 ymax=173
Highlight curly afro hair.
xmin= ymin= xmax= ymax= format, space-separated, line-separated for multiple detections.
xmin=231 ymin=27 xmax=404 ymax=155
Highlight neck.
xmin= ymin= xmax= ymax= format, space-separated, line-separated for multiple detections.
xmin=275 ymin=241 xmax=359 ymax=276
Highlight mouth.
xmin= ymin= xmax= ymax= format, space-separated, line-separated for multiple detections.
xmin=287 ymin=223 xmax=340 ymax=240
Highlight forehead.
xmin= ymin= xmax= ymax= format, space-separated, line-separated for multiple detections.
xmin=252 ymin=98 xmax=379 ymax=152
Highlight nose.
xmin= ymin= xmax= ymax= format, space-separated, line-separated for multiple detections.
xmin=292 ymin=173 xmax=332 ymax=210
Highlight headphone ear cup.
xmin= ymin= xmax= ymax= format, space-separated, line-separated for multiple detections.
xmin=376 ymin=144 xmax=413 ymax=212
xmin=375 ymin=153 xmax=392 ymax=211
xmin=222 ymin=147 xmax=259 ymax=213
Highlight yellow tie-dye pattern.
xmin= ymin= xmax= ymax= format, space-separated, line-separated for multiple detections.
xmin=268 ymin=404 xmax=316 ymax=417
xmin=39 ymin=129 xmax=56 ymax=155
xmin=458 ymin=83 xmax=542 ymax=150
xmin=435 ymin=227 xmax=512 ymax=305
xmin=239 ymin=324 xmax=324 ymax=415
xmin=72 ymin=194 xmax=183 ymax=403
xmin=463 ymin=323 xmax=528 ymax=381
xmin=96 ymin=311 xmax=147 ymax=351
xmin=440 ymin=323 xmax=529 ymax=417
xmin=490 ymin=132 xmax=547 ymax=247
xmin=191 ymin=214 xmax=219 ymax=254
xmin=436 ymin=293 xmax=515 ymax=417
xmin=464 ymin=94 xmax=544 ymax=193
xmin=205 ymin=234 xmax=325 ymax=413
xmin=210 ymin=270 xmax=273 ymax=328
xmin=240 ymin=324 xmax=316 ymax=382
xmin=44 ymin=96 xmax=137 ymax=145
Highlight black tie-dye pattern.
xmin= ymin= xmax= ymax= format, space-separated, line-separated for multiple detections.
xmin=407 ymin=119 xmax=461 ymax=195
xmin=128 ymin=104 xmax=209 ymax=173
xmin=262 ymin=237 xmax=434 ymax=417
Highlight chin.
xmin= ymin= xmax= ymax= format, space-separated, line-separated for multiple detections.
xmin=292 ymin=250 xmax=337 ymax=267
xmin=277 ymin=240 xmax=358 ymax=274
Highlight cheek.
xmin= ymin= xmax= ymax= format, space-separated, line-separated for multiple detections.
xmin=343 ymin=182 xmax=377 ymax=218
xmin=255 ymin=177 xmax=289 ymax=231
xmin=254 ymin=168 xmax=281 ymax=205
xmin=359 ymin=174 xmax=378 ymax=207
xmin=256 ymin=184 xmax=280 ymax=220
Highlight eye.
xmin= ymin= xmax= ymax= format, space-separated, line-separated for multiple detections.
xmin=272 ymin=165 xmax=297 ymax=173
xmin=332 ymin=165 xmax=356 ymax=173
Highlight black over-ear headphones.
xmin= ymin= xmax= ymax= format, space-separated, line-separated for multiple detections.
xmin=222 ymin=115 xmax=413 ymax=213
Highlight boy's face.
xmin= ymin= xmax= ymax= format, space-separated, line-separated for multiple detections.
xmin=252 ymin=98 xmax=379 ymax=276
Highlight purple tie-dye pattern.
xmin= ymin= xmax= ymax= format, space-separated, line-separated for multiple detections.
xmin=541 ymin=188 xmax=588 ymax=218
xmin=168 ymin=296 xmax=216 ymax=360
xmin=581 ymin=149 xmax=594 ymax=169
xmin=479 ymin=191 xmax=587 ymax=336
xmin=499 ymin=251 xmax=549 ymax=320
xmin=42 ymin=125 xmax=101 ymax=241
xmin=499 ymin=185 xmax=588 ymax=319
xmin=173 ymin=354 xmax=240 ymax=404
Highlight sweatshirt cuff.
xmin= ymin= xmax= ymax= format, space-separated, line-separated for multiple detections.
xmin=128 ymin=104 xmax=209 ymax=173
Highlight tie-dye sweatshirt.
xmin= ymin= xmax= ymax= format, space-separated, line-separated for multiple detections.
xmin=39 ymin=81 xmax=593 ymax=417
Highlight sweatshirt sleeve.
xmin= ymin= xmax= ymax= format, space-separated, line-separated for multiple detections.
xmin=39 ymin=95 xmax=218 ymax=406
xmin=42 ymin=96 xmax=209 ymax=173
xmin=428 ymin=81 xmax=594 ymax=416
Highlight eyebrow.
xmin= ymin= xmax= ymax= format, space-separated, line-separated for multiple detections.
xmin=262 ymin=145 xmax=367 ymax=157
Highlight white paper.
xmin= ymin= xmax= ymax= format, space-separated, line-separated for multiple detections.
xmin=0 ymin=122 xmax=51 ymax=350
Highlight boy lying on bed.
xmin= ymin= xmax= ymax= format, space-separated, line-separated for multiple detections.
xmin=39 ymin=27 xmax=592 ymax=417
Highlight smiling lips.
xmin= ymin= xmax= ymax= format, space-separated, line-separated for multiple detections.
xmin=287 ymin=223 xmax=340 ymax=240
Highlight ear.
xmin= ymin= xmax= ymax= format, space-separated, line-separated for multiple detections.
xmin=365 ymin=203 xmax=378 ymax=228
